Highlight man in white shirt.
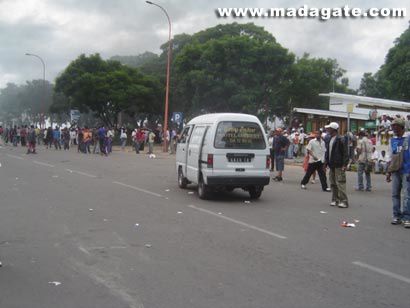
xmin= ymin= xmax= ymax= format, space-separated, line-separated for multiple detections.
xmin=379 ymin=114 xmax=391 ymax=130
xmin=405 ymin=114 xmax=410 ymax=131
xmin=378 ymin=150 xmax=389 ymax=174
xmin=70 ymin=129 xmax=77 ymax=146
xmin=371 ymin=147 xmax=380 ymax=173
xmin=301 ymin=131 xmax=330 ymax=191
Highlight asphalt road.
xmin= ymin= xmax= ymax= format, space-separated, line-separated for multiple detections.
xmin=0 ymin=144 xmax=409 ymax=308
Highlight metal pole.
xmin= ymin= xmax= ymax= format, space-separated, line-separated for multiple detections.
xmin=146 ymin=1 xmax=172 ymax=153
xmin=25 ymin=53 xmax=46 ymax=129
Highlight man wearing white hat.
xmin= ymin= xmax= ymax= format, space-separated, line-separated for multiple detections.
xmin=324 ymin=122 xmax=349 ymax=208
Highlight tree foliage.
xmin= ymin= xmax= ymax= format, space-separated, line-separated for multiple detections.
xmin=110 ymin=52 xmax=159 ymax=69
xmin=172 ymin=23 xmax=295 ymax=117
xmin=285 ymin=54 xmax=354 ymax=113
xmin=0 ymin=80 xmax=53 ymax=125
xmin=54 ymin=54 xmax=162 ymax=127
xmin=359 ymin=24 xmax=410 ymax=101
xmin=108 ymin=23 xmax=354 ymax=120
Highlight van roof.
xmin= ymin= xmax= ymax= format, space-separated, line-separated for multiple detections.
xmin=187 ymin=113 xmax=261 ymax=125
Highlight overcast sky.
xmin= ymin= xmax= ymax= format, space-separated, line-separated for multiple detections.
xmin=0 ymin=0 xmax=408 ymax=90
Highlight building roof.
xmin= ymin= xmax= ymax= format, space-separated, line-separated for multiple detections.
xmin=319 ymin=92 xmax=410 ymax=111
xmin=293 ymin=108 xmax=369 ymax=120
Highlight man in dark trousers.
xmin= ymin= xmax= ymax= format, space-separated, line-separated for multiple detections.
xmin=301 ymin=131 xmax=330 ymax=192
xmin=27 ymin=125 xmax=37 ymax=154
xmin=324 ymin=122 xmax=349 ymax=208
xmin=272 ymin=128 xmax=290 ymax=182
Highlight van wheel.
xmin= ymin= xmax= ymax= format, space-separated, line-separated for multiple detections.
xmin=178 ymin=167 xmax=188 ymax=189
xmin=198 ymin=174 xmax=209 ymax=199
xmin=249 ymin=186 xmax=263 ymax=199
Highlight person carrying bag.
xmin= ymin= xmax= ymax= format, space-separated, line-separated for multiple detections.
xmin=386 ymin=118 xmax=410 ymax=228
xmin=355 ymin=130 xmax=373 ymax=191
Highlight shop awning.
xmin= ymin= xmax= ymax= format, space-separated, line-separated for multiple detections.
xmin=293 ymin=108 xmax=369 ymax=120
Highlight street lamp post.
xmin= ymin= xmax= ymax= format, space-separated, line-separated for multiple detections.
xmin=146 ymin=0 xmax=172 ymax=153
xmin=25 ymin=53 xmax=46 ymax=129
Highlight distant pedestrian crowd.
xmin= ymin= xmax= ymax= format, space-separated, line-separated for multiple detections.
xmin=0 ymin=124 xmax=179 ymax=156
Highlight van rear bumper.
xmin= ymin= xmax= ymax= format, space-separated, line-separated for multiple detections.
xmin=206 ymin=176 xmax=270 ymax=187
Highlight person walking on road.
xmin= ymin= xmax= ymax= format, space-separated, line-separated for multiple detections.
xmin=27 ymin=125 xmax=37 ymax=154
xmin=272 ymin=128 xmax=290 ymax=182
xmin=45 ymin=127 xmax=53 ymax=149
xmin=268 ymin=131 xmax=275 ymax=171
xmin=83 ymin=127 xmax=92 ymax=154
xmin=70 ymin=128 xmax=77 ymax=146
xmin=53 ymin=127 xmax=62 ymax=150
xmin=62 ymin=128 xmax=70 ymax=151
xmin=324 ymin=122 xmax=349 ymax=208
xmin=77 ymin=128 xmax=84 ymax=153
xmin=92 ymin=127 xmax=100 ymax=154
xmin=355 ymin=130 xmax=373 ymax=191
xmin=98 ymin=126 xmax=107 ymax=155
xmin=106 ymin=127 xmax=114 ymax=154
xmin=386 ymin=118 xmax=410 ymax=228
xmin=301 ymin=131 xmax=330 ymax=192
xmin=132 ymin=128 xmax=140 ymax=154
xmin=120 ymin=127 xmax=127 ymax=151
xmin=148 ymin=130 xmax=155 ymax=155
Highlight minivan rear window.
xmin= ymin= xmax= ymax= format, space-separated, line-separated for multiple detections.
xmin=214 ymin=121 xmax=266 ymax=149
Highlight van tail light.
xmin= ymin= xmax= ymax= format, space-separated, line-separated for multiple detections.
xmin=266 ymin=155 xmax=271 ymax=169
xmin=207 ymin=154 xmax=214 ymax=168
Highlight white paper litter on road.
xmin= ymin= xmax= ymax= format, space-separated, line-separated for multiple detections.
xmin=48 ymin=281 xmax=61 ymax=286
xmin=165 ymin=189 xmax=170 ymax=192
xmin=144 ymin=244 xmax=152 ymax=248
xmin=320 ymin=211 xmax=327 ymax=214
xmin=188 ymin=191 xmax=194 ymax=195
xmin=135 ymin=223 xmax=140 ymax=227
xmin=177 ymin=211 xmax=183 ymax=214
xmin=354 ymin=219 xmax=360 ymax=223
xmin=341 ymin=221 xmax=356 ymax=228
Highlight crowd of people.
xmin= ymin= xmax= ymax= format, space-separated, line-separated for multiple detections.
xmin=0 ymin=124 xmax=180 ymax=157
xmin=268 ymin=115 xmax=409 ymax=228
xmin=1 ymin=114 xmax=409 ymax=229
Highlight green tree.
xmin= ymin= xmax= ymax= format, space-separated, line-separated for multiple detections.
xmin=110 ymin=52 xmax=159 ymax=68
xmin=19 ymin=79 xmax=53 ymax=123
xmin=0 ymin=80 xmax=54 ymax=125
xmin=54 ymin=54 xmax=162 ymax=127
xmin=359 ymin=24 xmax=410 ymax=101
xmin=358 ymin=72 xmax=388 ymax=97
xmin=172 ymin=23 xmax=294 ymax=117
xmin=285 ymin=54 xmax=352 ymax=114
xmin=380 ymin=24 xmax=410 ymax=101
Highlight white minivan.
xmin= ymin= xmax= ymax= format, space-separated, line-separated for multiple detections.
xmin=176 ymin=113 xmax=270 ymax=199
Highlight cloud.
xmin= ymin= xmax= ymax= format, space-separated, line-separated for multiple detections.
xmin=0 ymin=0 xmax=409 ymax=90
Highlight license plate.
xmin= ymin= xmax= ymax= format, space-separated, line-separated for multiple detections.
xmin=228 ymin=157 xmax=251 ymax=162
xmin=226 ymin=153 xmax=254 ymax=163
